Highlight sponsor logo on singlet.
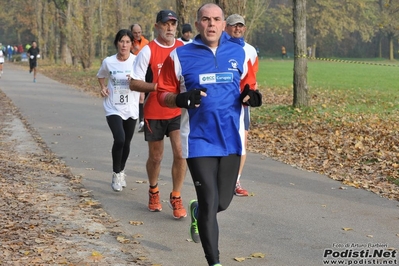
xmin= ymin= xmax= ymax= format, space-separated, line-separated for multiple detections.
xmin=199 ymin=72 xmax=233 ymax=84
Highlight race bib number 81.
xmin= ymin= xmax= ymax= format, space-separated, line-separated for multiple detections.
xmin=112 ymin=76 xmax=130 ymax=106
xmin=113 ymin=85 xmax=130 ymax=106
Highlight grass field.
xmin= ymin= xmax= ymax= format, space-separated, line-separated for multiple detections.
xmin=259 ymin=58 xmax=399 ymax=90
xmin=253 ymin=58 xmax=399 ymax=124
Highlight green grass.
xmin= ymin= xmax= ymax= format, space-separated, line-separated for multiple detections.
xmin=254 ymin=58 xmax=399 ymax=123
xmin=258 ymin=58 xmax=399 ymax=90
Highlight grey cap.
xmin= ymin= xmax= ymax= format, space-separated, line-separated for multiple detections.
xmin=226 ymin=14 xmax=245 ymax=26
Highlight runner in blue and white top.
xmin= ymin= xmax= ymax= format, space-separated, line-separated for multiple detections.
xmin=156 ymin=4 xmax=262 ymax=266
xmin=158 ymin=31 xmax=258 ymax=159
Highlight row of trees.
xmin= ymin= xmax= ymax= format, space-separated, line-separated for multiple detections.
xmin=0 ymin=0 xmax=398 ymax=70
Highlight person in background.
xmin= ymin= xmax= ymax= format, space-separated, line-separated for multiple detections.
xmin=178 ymin=23 xmax=193 ymax=44
xmin=130 ymin=23 xmax=150 ymax=133
xmin=281 ymin=45 xmax=286 ymax=59
xmin=130 ymin=23 xmax=149 ymax=55
xmin=156 ymin=3 xmax=262 ymax=265
xmin=129 ymin=10 xmax=187 ymax=220
xmin=27 ymin=41 xmax=40 ymax=82
xmin=17 ymin=44 xmax=24 ymax=54
xmin=225 ymin=13 xmax=259 ymax=197
xmin=25 ymin=43 xmax=31 ymax=52
xmin=97 ymin=29 xmax=140 ymax=192
xmin=7 ymin=45 xmax=13 ymax=61
xmin=0 ymin=43 xmax=4 ymax=78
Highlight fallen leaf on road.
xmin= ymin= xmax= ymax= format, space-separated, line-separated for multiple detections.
xmin=234 ymin=257 xmax=246 ymax=262
xmin=251 ymin=252 xmax=265 ymax=258
xmin=116 ymin=235 xmax=130 ymax=243
xmin=129 ymin=220 xmax=144 ymax=226
xmin=89 ymin=251 xmax=103 ymax=262
xmin=342 ymin=227 xmax=353 ymax=231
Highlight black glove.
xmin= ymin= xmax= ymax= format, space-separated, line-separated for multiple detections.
xmin=240 ymin=84 xmax=262 ymax=107
xmin=175 ymin=88 xmax=207 ymax=109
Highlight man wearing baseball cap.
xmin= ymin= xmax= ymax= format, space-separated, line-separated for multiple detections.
xmin=130 ymin=10 xmax=187 ymax=220
xmin=156 ymin=10 xmax=178 ymax=23
xmin=225 ymin=13 xmax=259 ymax=198
xmin=0 ymin=43 xmax=4 ymax=78
xmin=226 ymin=13 xmax=246 ymax=26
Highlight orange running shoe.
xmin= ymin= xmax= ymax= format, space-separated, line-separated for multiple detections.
xmin=148 ymin=191 xmax=162 ymax=212
xmin=234 ymin=182 xmax=248 ymax=197
xmin=168 ymin=193 xmax=187 ymax=219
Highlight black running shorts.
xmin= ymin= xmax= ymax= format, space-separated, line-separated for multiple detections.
xmin=144 ymin=115 xmax=181 ymax=141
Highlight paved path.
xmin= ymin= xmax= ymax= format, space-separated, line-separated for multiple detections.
xmin=1 ymin=63 xmax=398 ymax=266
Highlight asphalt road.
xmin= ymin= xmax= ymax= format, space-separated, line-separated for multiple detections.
xmin=1 ymin=63 xmax=398 ymax=266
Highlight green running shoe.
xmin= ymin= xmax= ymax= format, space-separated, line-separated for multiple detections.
xmin=189 ymin=199 xmax=200 ymax=243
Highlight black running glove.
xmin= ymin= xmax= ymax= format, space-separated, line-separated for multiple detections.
xmin=175 ymin=89 xmax=207 ymax=109
xmin=240 ymin=84 xmax=262 ymax=107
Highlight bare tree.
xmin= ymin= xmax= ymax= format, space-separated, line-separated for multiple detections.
xmin=52 ymin=0 xmax=71 ymax=64
xmin=293 ymin=0 xmax=309 ymax=107
xmin=175 ymin=0 xmax=204 ymax=37
xmin=243 ymin=0 xmax=270 ymax=44
xmin=80 ymin=0 xmax=95 ymax=69
xmin=216 ymin=0 xmax=245 ymax=16
xmin=377 ymin=0 xmax=399 ymax=60
xmin=176 ymin=0 xmax=190 ymax=36
xmin=66 ymin=0 xmax=97 ymax=69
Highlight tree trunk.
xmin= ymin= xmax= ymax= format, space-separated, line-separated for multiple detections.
xmin=36 ymin=1 xmax=43 ymax=58
xmin=293 ymin=0 xmax=309 ymax=107
xmin=176 ymin=0 xmax=189 ymax=37
xmin=215 ymin=0 xmax=228 ymax=13
xmin=80 ymin=0 xmax=94 ymax=69
xmin=56 ymin=4 xmax=71 ymax=65
xmin=215 ymin=0 xmax=245 ymax=16
xmin=312 ymin=44 xmax=316 ymax=58
xmin=115 ymin=0 xmax=123 ymax=30
xmin=389 ymin=33 xmax=394 ymax=60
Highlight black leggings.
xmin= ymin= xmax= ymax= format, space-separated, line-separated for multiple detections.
xmin=187 ymin=154 xmax=240 ymax=265
xmin=106 ymin=115 xmax=136 ymax=173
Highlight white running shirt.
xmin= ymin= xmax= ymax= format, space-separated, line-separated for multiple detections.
xmin=97 ymin=54 xmax=140 ymax=120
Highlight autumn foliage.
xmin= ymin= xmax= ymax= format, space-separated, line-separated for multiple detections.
xmin=249 ymin=88 xmax=399 ymax=200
